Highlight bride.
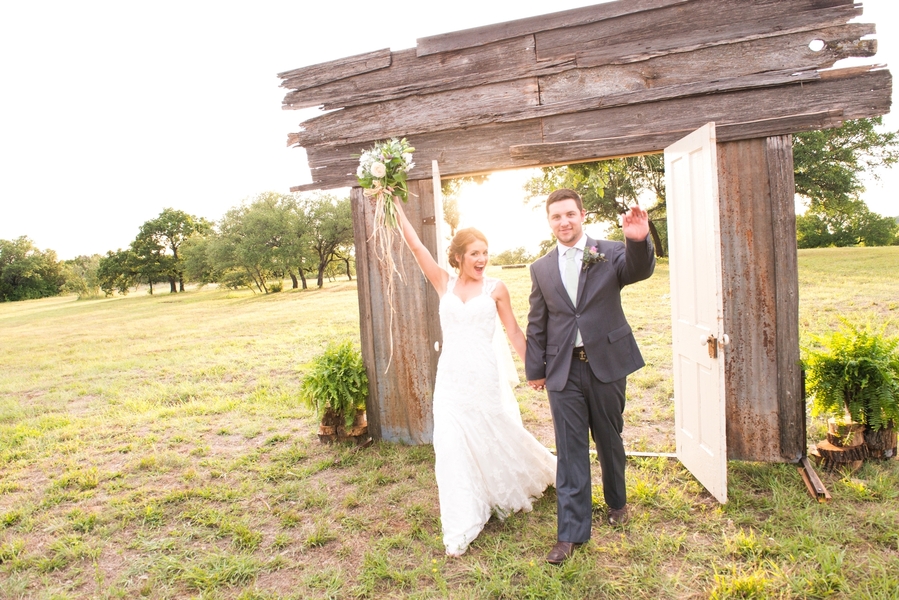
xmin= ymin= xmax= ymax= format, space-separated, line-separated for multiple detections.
xmin=395 ymin=202 xmax=556 ymax=557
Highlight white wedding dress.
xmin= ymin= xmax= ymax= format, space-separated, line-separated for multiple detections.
xmin=433 ymin=274 xmax=557 ymax=556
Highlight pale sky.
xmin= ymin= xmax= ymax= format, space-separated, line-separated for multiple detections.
xmin=1 ymin=1 xmax=896 ymax=260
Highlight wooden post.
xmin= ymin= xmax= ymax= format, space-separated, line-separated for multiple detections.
xmin=717 ymin=135 xmax=804 ymax=462
xmin=351 ymin=180 xmax=440 ymax=443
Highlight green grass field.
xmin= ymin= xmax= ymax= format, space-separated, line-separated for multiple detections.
xmin=1 ymin=247 xmax=897 ymax=599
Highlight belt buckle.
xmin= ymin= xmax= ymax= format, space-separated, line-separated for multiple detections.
xmin=576 ymin=348 xmax=588 ymax=363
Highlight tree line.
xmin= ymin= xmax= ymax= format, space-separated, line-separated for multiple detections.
xmin=3 ymin=119 xmax=896 ymax=302
xmin=1 ymin=192 xmax=354 ymax=302
xmin=524 ymin=118 xmax=899 ymax=254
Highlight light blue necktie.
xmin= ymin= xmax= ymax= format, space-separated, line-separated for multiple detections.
xmin=564 ymin=248 xmax=582 ymax=346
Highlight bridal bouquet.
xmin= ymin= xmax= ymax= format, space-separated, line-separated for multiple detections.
xmin=356 ymin=138 xmax=416 ymax=372
xmin=356 ymin=138 xmax=415 ymax=230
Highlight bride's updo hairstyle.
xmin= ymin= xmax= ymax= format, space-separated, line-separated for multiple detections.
xmin=448 ymin=228 xmax=488 ymax=269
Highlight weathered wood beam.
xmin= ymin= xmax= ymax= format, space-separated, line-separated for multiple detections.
xmin=718 ymin=137 xmax=782 ymax=461
xmin=509 ymin=111 xmax=845 ymax=166
xmin=282 ymin=38 xmax=542 ymax=111
xmin=291 ymin=25 xmax=875 ymax=147
xmin=293 ymin=78 xmax=541 ymax=147
xmin=292 ymin=119 xmax=543 ymax=192
xmin=538 ymin=69 xmax=890 ymax=146
xmin=293 ymin=68 xmax=821 ymax=149
xmin=415 ymin=0 xmax=690 ymax=57
xmin=289 ymin=67 xmax=890 ymax=191
xmin=351 ymin=183 xmax=436 ymax=443
xmin=539 ymin=23 xmax=876 ymax=105
xmin=278 ymin=48 xmax=392 ymax=92
xmin=281 ymin=2 xmax=869 ymax=113
xmin=537 ymin=0 xmax=859 ymax=64
xmin=285 ymin=23 xmax=872 ymax=112
xmin=767 ymin=135 xmax=804 ymax=462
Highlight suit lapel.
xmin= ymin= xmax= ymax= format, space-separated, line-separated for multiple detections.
xmin=543 ymin=247 xmax=574 ymax=308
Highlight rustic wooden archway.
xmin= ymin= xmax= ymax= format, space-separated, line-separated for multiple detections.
xmin=279 ymin=0 xmax=892 ymax=459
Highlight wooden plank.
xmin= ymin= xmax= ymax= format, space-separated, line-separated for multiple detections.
xmin=536 ymin=0 xmax=859 ymax=64
xmin=538 ymin=23 xmax=876 ymax=106
xmin=294 ymin=119 xmax=543 ymax=191
xmin=414 ymin=178 xmax=443 ymax=399
xmin=293 ymin=29 xmax=877 ymax=148
xmin=283 ymin=20 xmax=872 ymax=112
xmin=282 ymin=38 xmax=541 ymax=111
xmin=294 ymin=78 xmax=540 ymax=147
xmin=294 ymin=68 xmax=821 ymax=149
xmin=509 ymin=111 xmax=845 ymax=165
xmin=574 ymin=6 xmax=863 ymax=68
xmin=767 ymin=135 xmax=804 ymax=462
xmin=278 ymin=49 xmax=392 ymax=92
xmin=717 ymin=138 xmax=783 ymax=462
xmin=539 ymin=69 xmax=891 ymax=146
xmin=415 ymin=0 xmax=691 ymax=57
xmin=286 ymin=66 xmax=828 ymax=150
xmin=352 ymin=184 xmax=434 ymax=443
xmin=351 ymin=187 xmax=380 ymax=439
xmin=291 ymin=69 xmax=890 ymax=190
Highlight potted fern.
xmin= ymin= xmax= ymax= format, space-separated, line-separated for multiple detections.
xmin=300 ymin=341 xmax=369 ymax=444
xmin=806 ymin=320 xmax=899 ymax=464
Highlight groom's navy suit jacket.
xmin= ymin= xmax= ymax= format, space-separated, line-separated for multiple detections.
xmin=526 ymin=235 xmax=655 ymax=392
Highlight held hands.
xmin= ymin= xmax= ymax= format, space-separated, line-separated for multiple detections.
xmin=528 ymin=379 xmax=546 ymax=392
xmin=621 ymin=206 xmax=650 ymax=242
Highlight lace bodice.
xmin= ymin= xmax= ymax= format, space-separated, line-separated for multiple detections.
xmin=439 ymin=275 xmax=499 ymax=352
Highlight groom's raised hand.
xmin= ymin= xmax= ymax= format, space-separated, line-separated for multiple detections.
xmin=621 ymin=206 xmax=650 ymax=242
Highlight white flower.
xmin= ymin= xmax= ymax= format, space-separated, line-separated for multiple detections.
xmin=370 ymin=162 xmax=387 ymax=178
xmin=402 ymin=153 xmax=413 ymax=165
xmin=405 ymin=161 xmax=415 ymax=172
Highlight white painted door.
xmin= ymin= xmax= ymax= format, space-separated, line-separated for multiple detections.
xmin=431 ymin=160 xmax=448 ymax=270
xmin=664 ymin=123 xmax=728 ymax=504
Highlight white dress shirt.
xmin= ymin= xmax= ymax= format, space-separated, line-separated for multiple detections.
xmin=556 ymin=235 xmax=587 ymax=281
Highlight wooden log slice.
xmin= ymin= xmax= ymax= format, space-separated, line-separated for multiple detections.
xmin=814 ymin=439 xmax=868 ymax=463
xmin=864 ymin=428 xmax=898 ymax=460
xmin=827 ymin=418 xmax=866 ymax=447
xmin=338 ymin=424 xmax=369 ymax=438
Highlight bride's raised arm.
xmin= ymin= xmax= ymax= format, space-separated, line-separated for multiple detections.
xmin=395 ymin=201 xmax=449 ymax=296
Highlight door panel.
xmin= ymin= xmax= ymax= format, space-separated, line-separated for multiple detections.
xmin=665 ymin=123 xmax=728 ymax=504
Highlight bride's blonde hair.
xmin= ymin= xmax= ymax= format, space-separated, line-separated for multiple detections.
xmin=448 ymin=228 xmax=488 ymax=269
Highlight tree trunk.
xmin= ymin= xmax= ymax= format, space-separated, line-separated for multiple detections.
xmin=289 ymin=272 xmax=299 ymax=289
xmin=169 ymin=277 xmax=177 ymax=293
xmin=648 ymin=220 xmax=666 ymax=258
xmin=343 ymin=256 xmax=353 ymax=281
xmin=299 ymin=271 xmax=308 ymax=289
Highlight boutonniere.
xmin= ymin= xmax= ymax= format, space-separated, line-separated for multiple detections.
xmin=581 ymin=245 xmax=606 ymax=271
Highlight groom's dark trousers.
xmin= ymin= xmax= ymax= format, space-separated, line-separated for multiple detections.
xmin=526 ymin=235 xmax=654 ymax=544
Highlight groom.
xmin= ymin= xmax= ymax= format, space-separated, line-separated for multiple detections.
xmin=526 ymin=188 xmax=655 ymax=564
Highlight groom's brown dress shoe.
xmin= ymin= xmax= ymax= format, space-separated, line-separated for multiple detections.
xmin=546 ymin=541 xmax=582 ymax=565
xmin=608 ymin=506 xmax=629 ymax=527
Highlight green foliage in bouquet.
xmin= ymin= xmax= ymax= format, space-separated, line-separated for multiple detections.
xmin=300 ymin=341 xmax=369 ymax=428
xmin=805 ymin=320 xmax=899 ymax=431
xmin=356 ymin=137 xmax=415 ymax=229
